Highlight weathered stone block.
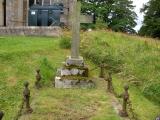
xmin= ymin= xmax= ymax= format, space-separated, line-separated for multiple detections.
xmin=0 ymin=26 xmax=62 ymax=36
xmin=55 ymin=62 xmax=92 ymax=88
xmin=65 ymin=56 xmax=84 ymax=67
xmin=55 ymin=76 xmax=95 ymax=88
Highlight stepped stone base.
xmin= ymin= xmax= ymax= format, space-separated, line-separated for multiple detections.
xmin=65 ymin=56 xmax=84 ymax=67
xmin=55 ymin=56 xmax=95 ymax=88
xmin=55 ymin=77 xmax=95 ymax=88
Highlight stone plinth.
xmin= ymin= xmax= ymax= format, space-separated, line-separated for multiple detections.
xmin=55 ymin=57 xmax=95 ymax=88
xmin=66 ymin=56 xmax=84 ymax=67
xmin=55 ymin=77 xmax=94 ymax=88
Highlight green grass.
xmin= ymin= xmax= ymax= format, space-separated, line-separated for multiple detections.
xmin=81 ymin=30 xmax=160 ymax=104
xmin=112 ymin=75 xmax=160 ymax=120
xmin=0 ymin=36 xmax=121 ymax=120
xmin=0 ymin=36 xmax=66 ymax=119
xmin=0 ymin=31 xmax=160 ymax=120
xmin=19 ymin=81 xmax=122 ymax=120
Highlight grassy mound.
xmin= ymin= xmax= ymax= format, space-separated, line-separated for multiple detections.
xmin=81 ymin=30 xmax=160 ymax=104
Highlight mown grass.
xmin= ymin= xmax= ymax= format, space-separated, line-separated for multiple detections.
xmin=19 ymin=81 xmax=122 ymax=120
xmin=81 ymin=30 xmax=160 ymax=105
xmin=0 ymin=36 xmax=121 ymax=120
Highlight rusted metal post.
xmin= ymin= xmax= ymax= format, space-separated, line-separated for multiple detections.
xmin=23 ymin=81 xmax=33 ymax=113
xmin=0 ymin=111 xmax=4 ymax=120
xmin=119 ymin=85 xmax=129 ymax=117
xmin=35 ymin=69 xmax=42 ymax=89
xmin=105 ymin=72 xmax=114 ymax=93
xmin=99 ymin=63 xmax=105 ymax=78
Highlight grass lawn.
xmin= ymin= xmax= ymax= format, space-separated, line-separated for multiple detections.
xmin=0 ymin=31 xmax=160 ymax=120
xmin=0 ymin=36 xmax=121 ymax=120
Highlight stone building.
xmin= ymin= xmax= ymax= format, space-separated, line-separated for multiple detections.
xmin=0 ymin=0 xmax=73 ymax=27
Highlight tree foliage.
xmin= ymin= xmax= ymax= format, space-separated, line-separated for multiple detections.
xmin=81 ymin=0 xmax=137 ymax=33
xmin=139 ymin=0 xmax=160 ymax=38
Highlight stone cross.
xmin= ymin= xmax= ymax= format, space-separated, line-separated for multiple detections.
xmin=66 ymin=0 xmax=93 ymax=66
xmin=70 ymin=0 xmax=93 ymax=59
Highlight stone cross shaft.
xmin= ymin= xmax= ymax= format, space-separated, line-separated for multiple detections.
xmin=71 ymin=0 xmax=93 ymax=59
xmin=71 ymin=0 xmax=81 ymax=59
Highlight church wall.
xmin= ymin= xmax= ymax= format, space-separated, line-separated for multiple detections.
xmin=6 ymin=0 xmax=24 ymax=26
xmin=0 ymin=0 xmax=4 ymax=26
xmin=4 ymin=0 xmax=73 ymax=27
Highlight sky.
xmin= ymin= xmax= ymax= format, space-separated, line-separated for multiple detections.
xmin=132 ymin=0 xmax=149 ymax=31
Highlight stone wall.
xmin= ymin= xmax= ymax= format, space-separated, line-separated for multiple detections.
xmin=6 ymin=0 xmax=24 ymax=26
xmin=0 ymin=0 xmax=4 ymax=26
xmin=0 ymin=26 xmax=62 ymax=36
xmin=2 ymin=0 xmax=73 ymax=27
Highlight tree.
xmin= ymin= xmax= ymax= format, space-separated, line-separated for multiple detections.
xmin=81 ymin=0 xmax=137 ymax=33
xmin=108 ymin=0 xmax=137 ymax=33
xmin=139 ymin=0 xmax=160 ymax=38
xmin=81 ymin=0 xmax=114 ymax=23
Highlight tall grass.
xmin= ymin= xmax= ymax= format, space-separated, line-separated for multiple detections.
xmin=81 ymin=30 xmax=160 ymax=104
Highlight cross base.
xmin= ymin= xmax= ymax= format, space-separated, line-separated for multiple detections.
xmin=54 ymin=57 xmax=95 ymax=88
xmin=65 ymin=56 xmax=84 ymax=67
xmin=55 ymin=77 xmax=95 ymax=88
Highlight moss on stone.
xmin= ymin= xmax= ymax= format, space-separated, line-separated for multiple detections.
xmin=61 ymin=75 xmax=91 ymax=81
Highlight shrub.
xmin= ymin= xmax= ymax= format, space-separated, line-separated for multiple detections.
xmin=59 ymin=36 xmax=71 ymax=49
xmin=143 ymin=82 xmax=160 ymax=105
xmin=81 ymin=35 xmax=123 ymax=72
xmin=39 ymin=58 xmax=57 ymax=86
xmin=81 ymin=30 xmax=160 ymax=104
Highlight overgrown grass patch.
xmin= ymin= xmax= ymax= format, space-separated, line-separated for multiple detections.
xmin=112 ymin=75 xmax=160 ymax=120
xmin=59 ymin=36 xmax=71 ymax=49
xmin=81 ymin=30 xmax=160 ymax=104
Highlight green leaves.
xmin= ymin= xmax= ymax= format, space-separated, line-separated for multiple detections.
xmin=139 ymin=0 xmax=160 ymax=38
xmin=81 ymin=0 xmax=137 ymax=33
xmin=39 ymin=58 xmax=57 ymax=86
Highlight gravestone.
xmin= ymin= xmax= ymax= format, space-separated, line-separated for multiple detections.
xmin=55 ymin=0 xmax=94 ymax=88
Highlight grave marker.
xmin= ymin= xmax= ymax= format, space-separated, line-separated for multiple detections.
xmin=55 ymin=0 xmax=94 ymax=88
xmin=66 ymin=0 xmax=93 ymax=66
